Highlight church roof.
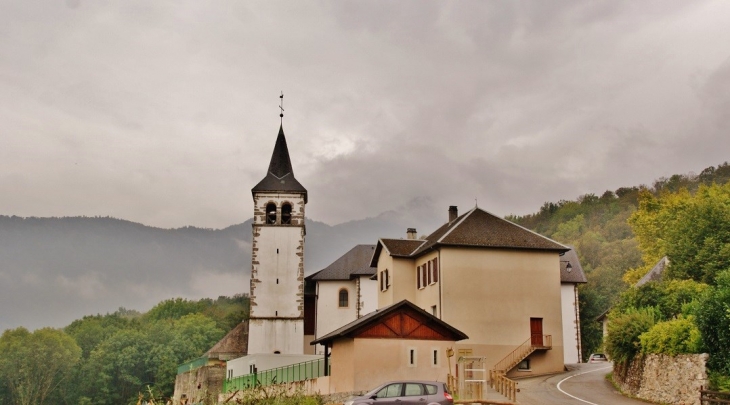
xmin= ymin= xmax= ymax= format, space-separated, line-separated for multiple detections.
xmin=251 ymin=125 xmax=307 ymax=202
xmin=371 ymin=207 xmax=569 ymax=266
xmin=308 ymin=245 xmax=376 ymax=281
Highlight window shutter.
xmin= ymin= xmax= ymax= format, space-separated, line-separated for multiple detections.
xmin=433 ymin=259 xmax=439 ymax=283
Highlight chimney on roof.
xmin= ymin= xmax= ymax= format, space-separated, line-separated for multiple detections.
xmin=449 ymin=206 xmax=458 ymax=222
xmin=406 ymin=228 xmax=417 ymax=240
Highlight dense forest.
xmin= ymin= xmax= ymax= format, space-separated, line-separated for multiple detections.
xmin=0 ymin=296 xmax=249 ymax=405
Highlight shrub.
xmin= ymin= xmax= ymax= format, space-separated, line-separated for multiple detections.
xmin=696 ymin=270 xmax=730 ymax=374
xmin=639 ymin=315 xmax=702 ymax=355
xmin=229 ymin=384 xmax=324 ymax=405
xmin=605 ymin=307 xmax=657 ymax=363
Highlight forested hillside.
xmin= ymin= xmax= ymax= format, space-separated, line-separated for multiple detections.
xmin=0 ymin=296 xmax=249 ymax=405
xmin=508 ymin=162 xmax=730 ymax=361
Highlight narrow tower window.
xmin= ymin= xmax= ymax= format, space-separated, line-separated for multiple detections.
xmin=266 ymin=203 xmax=277 ymax=224
xmin=281 ymin=203 xmax=292 ymax=225
xmin=338 ymin=289 xmax=349 ymax=308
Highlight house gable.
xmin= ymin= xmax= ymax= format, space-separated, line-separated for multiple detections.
xmin=356 ymin=311 xmax=453 ymax=341
xmin=311 ymin=299 xmax=467 ymax=346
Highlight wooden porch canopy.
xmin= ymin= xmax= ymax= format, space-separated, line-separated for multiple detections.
xmin=311 ymin=300 xmax=468 ymax=346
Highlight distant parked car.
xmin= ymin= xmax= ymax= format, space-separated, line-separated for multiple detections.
xmin=589 ymin=353 xmax=608 ymax=363
xmin=344 ymin=380 xmax=453 ymax=405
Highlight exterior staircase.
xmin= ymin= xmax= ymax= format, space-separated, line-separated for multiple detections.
xmin=489 ymin=335 xmax=552 ymax=401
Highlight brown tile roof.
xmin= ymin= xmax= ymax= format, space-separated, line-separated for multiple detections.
xmin=308 ymin=245 xmax=376 ymax=281
xmin=370 ymin=207 xmax=568 ymax=265
xmin=412 ymin=207 xmax=569 ymax=256
xmin=206 ymin=320 xmax=248 ymax=360
xmin=369 ymin=239 xmax=426 ymax=267
xmin=380 ymin=239 xmax=425 ymax=256
xmin=560 ymin=248 xmax=587 ymax=284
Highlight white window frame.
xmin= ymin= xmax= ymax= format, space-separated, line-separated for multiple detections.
xmin=429 ymin=259 xmax=439 ymax=285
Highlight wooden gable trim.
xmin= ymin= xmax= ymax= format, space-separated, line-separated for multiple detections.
xmin=354 ymin=309 xmax=453 ymax=341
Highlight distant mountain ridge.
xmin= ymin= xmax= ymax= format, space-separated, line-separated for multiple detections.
xmin=0 ymin=212 xmax=426 ymax=331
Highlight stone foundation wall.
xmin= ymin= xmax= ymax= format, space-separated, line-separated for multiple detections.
xmin=613 ymin=353 xmax=709 ymax=405
xmin=174 ymin=365 xmax=225 ymax=404
xmin=321 ymin=390 xmax=367 ymax=405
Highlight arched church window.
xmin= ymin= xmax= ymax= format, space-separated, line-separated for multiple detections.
xmin=266 ymin=203 xmax=277 ymax=224
xmin=281 ymin=203 xmax=292 ymax=225
xmin=338 ymin=289 xmax=349 ymax=308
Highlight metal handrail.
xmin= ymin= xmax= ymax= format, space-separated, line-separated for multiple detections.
xmin=177 ymin=356 xmax=209 ymax=375
xmin=493 ymin=335 xmax=552 ymax=372
xmin=224 ymin=358 xmax=325 ymax=392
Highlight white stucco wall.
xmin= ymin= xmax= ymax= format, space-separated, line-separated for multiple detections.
xmin=249 ymin=192 xmax=306 ymax=355
xmin=252 ymin=225 xmax=303 ymax=318
xmin=312 ymin=277 xmax=379 ymax=355
xmin=561 ymin=283 xmax=580 ymax=363
xmin=248 ymin=318 xmax=304 ymax=355
xmin=358 ymin=276 xmax=378 ymax=316
xmin=314 ymin=280 xmax=357 ymax=354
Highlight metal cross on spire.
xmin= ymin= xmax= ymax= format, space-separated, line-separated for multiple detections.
xmin=279 ymin=91 xmax=285 ymax=124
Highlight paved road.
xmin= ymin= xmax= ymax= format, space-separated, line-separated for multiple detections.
xmin=515 ymin=363 xmax=647 ymax=405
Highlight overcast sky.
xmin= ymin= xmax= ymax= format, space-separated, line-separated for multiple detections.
xmin=2 ymin=1 xmax=729 ymax=230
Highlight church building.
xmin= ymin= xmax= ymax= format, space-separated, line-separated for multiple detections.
xmin=248 ymin=124 xmax=308 ymax=355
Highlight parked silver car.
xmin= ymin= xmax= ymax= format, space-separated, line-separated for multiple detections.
xmin=589 ymin=353 xmax=608 ymax=363
xmin=344 ymin=380 xmax=453 ymax=405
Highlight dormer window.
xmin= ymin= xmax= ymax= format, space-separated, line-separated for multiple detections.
xmin=266 ymin=203 xmax=277 ymax=224
xmin=281 ymin=203 xmax=292 ymax=225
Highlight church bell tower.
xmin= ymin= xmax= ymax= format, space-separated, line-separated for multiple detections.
xmin=248 ymin=122 xmax=307 ymax=354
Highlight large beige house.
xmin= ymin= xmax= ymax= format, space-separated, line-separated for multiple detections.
xmin=371 ymin=206 xmax=570 ymax=377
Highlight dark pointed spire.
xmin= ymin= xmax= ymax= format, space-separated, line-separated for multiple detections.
xmin=268 ymin=125 xmax=294 ymax=178
xmin=252 ymin=125 xmax=307 ymax=202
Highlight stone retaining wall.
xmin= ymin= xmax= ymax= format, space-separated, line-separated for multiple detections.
xmin=613 ymin=353 xmax=708 ymax=405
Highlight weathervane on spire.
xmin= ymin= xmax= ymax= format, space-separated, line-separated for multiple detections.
xmin=279 ymin=91 xmax=285 ymax=124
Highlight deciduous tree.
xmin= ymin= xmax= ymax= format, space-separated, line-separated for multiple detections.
xmin=0 ymin=327 xmax=81 ymax=405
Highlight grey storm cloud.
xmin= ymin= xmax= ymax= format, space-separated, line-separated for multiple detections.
xmin=1 ymin=0 xmax=730 ymax=329
xmin=2 ymin=1 xmax=729 ymax=228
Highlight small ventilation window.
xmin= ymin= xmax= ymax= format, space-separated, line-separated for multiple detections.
xmin=408 ymin=348 xmax=417 ymax=367
xmin=266 ymin=203 xmax=277 ymax=224
xmin=281 ymin=203 xmax=292 ymax=225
